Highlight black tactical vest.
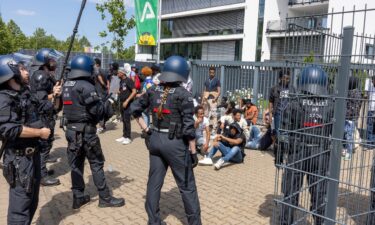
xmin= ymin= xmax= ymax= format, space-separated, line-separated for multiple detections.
xmin=150 ymin=86 xmax=184 ymax=129
xmin=62 ymin=80 xmax=90 ymax=123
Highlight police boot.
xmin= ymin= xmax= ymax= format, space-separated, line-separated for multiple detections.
xmin=73 ymin=195 xmax=91 ymax=209
xmin=41 ymin=176 xmax=60 ymax=186
xmin=98 ymin=196 xmax=125 ymax=208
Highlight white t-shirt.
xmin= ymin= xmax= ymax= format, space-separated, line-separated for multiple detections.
xmin=153 ymin=73 xmax=161 ymax=85
xmin=194 ymin=115 xmax=209 ymax=140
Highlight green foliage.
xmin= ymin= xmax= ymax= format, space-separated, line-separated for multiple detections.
xmin=0 ymin=15 xmax=93 ymax=54
xmin=96 ymin=0 xmax=136 ymax=58
xmin=303 ymin=51 xmax=315 ymax=63
xmin=119 ymin=46 xmax=135 ymax=60
xmin=352 ymin=69 xmax=369 ymax=93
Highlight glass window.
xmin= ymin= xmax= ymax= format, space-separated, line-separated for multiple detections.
xmin=235 ymin=40 xmax=242 ymax=61
xmin=161 ymin=44 xmax=173 ymax=60
xmin=138 ymin=45 xmax=155 ymax=54
xmin=161 ymin=20 xmax=173 ymax=39
xmin=366 ymin=44 xmax=375 ymax=59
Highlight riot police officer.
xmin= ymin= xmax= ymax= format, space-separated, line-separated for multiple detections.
xmin=62 ymin=55 xmax=124 ymax=209
xmin=0 ymin=55 xmax=51 ymax=225
xmin=278 ymin=66 xmax=333 ymax=225
xmin=30 ymin=48 xmax=63 ymax=186
xmin=131 ymin=56 xmax=201 ymax=225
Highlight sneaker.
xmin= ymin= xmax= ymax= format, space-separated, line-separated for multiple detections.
xmin=97 ymin=127 xmax=104 ymax=134
xmin=116 ymin=137 xmax=126 ymax=142
xmin=122 ymin=138 xmax=132 ymax=145
xmin=198 ymin=156 xmax=213 ymax=165
xmin=342 ymin=149 xmax=347 ymax=157
xmin=214 ymin=158 xmax=226 ymax=170
xmin=344 ymin=153 xmax=352 ymax=161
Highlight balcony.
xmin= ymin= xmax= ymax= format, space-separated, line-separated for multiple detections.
xmin=162 ymin=0 xmax=245 ymax=15
xmin=266 ymin=16 xmax=328 ymax=34
xmin=288 ymin=0 xmax=329 ymax=6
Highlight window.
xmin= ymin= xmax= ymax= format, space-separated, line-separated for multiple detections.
xmin=161 ymin=42 xmax=202 ymax=60
xmin=161 ymin=20 xmax=173 ymax=38
xmin=366 ymin=44 xmax=375 ymax=59
xmin=138 ymin=45 xmax=155 ymax=54
xmin=235 ymin=40 xmax=242 ymax=61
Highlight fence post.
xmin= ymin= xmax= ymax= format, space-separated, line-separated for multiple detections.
xmin=325 ymin=26 xmax=354 ymax=225
xmin=220 ymin=65 xmax=225 ymax=98
xmin=252 ymin=66 xmax=260 ymax=105
xmin=191 ymin=62 xmax=197 ymax=96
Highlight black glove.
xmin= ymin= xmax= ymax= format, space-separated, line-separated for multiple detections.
xmin=143 ymin=129 xmax=152 ymax=149
xmin=273 ymin=143 xmax=283 ymax=168
xmin=191 ymin=153 xmax=198 ymax=168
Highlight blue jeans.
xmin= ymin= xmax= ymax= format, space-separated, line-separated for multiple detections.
xmin=142 ymin=111 xmax=150 ymax=127
xmin=344 ymin=120 xmax=355 ymax=155
xmin=273 ymin=113 xmax=281 ymax=137
xmin=367 ymin=111 xmax=375 ymax=145
xmin=245 ymin=126 xmax=262 ymax=149
xmin=207 ymin=142 xmax=243 ymax=163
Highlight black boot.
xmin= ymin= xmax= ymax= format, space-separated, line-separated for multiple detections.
xmin=73 ymin=195 xmax=90 ymax=209
xmin=41 ymin=176 xmax=60 ymax=186
xmin=98 ymin=196 xmax=125 ymax=208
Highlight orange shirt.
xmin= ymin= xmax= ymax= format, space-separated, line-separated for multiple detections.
xmin=245 ymin=105 xmax=258 ymax=125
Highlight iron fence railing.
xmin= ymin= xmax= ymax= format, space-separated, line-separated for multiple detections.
xmin=288 ymin=0 xmax=329 ymax=6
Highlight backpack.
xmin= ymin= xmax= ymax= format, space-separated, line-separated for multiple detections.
xmin=134 ymin=73 xmax=141 ymax=90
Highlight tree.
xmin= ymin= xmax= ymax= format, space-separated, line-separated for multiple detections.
xmin=120 ymin=45 xmax=135 ymax=60
xmin=79 ymin=36 xmax=91 ymax=48
xmin=7 ymin=20 xmax=29 ymax=51
xmin=96 ymin=0 xmax=136 ymax=58
xmin=0 ymin=16 xmax=13 ymax=54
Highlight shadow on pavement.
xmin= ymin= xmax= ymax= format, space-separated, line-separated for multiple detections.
xmin=35 ymin=171 xmax=134 ymax=225
xmin=160 ymin=187 xmax=188 ymax=225
xmin=48 ymin=147 xmax=70 ymax=179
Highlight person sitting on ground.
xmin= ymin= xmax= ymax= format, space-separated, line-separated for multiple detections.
xmin=244 ymin=99 xmax=258 ymax=126
xmin=218 ymin=101 xmax=236 ymax=134
xmin=232 ymin=109 xmax=250 ymax=140
xmin=194 ymin=106 xmax=210 ymax=154
xmin=199 ymin=122 xmax=246 ymax=169
xmin=245 ymin=110 xmax=274 ymax=150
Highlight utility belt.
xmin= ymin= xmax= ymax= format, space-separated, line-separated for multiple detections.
xmin=151 ymin=122 xmax=183 ymax=139
xmin=66 ymin=122 xmax=97 ymax=134
xmin=12 ymin=147 xmax=37 ymax=156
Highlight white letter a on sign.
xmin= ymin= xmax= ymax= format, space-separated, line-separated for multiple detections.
xmin=141 ymin=2 xmax=156 ymax=23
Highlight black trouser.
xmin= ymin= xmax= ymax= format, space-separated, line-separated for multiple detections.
xmin=3 ymin=149 xmax=41 ymax=225
xmin=280 ymin=144 xmax=329 ymax=225
xmin=65 ymin=126 xmax=110 ymax=199
xmin=121 ymin=106 xmax=131 ymax=139
xmin=146 ymin=131 xmax=201 ymax=225
xmin=40 ymin=119 xmax=55 ymax=178
xmin=368 ymin=155 xmax=375 ymax=225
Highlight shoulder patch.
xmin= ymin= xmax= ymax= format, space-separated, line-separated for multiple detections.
xmin=155 ymin=86 xmax=176 ymax=93
xmin=64 ymin=81 xmax=76 ymax=87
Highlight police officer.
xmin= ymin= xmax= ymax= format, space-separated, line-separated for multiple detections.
xmin=131 ymin=56 xmax=201 ymax=225
xmin=0 ymin=55 xmax=51 ymax=225
xmin=278 ymin=66 xmax=333 ymax=225
xmin=30 ymin=48 xmax=63 ymax=186
xmin=62 ymin=55 xmax=124 ymax=209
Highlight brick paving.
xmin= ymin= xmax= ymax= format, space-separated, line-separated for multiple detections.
xmin=0 ymin=121 xmax=277 ymax=225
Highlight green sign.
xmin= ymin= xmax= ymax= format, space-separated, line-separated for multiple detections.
xmin=135 ymin=0 xmax=158 ymax=46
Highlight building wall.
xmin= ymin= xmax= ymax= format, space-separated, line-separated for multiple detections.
xmin=242 ymin=0 xmax=261 ymax=61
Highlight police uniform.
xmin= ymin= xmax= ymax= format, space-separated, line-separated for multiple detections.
xmin=0 ymin=56 xmax=43 ymax=225
xmin=278 ymin=66 xmax=333 ymax=225
xmin=131 ymin=56 xmax=201 ymax=225
xmin=62 ymin=55 xmax=124 ymax=209
xmin=30 ymin=49 xmax=60 ymax=185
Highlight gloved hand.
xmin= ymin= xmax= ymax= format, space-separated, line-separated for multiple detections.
xmin=142 ymin=129 xmax=152 ymax=149
xmin=191 ymin=153 xmax=198 ymax=168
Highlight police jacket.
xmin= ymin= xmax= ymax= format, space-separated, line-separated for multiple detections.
xmin=280 ymin=95 xmax=333 ymax=147
xmin=30 ymin=69 xmax=56 ymax=101
xmin=20 ymin=86 xmax=51 ymax=129
xmin=62 ymin=79 xmax=107 ymax=125
xmin=131 ymin=84 xmax=196 ymax=140
xmin=0 ymin=89 xmax=38 ymax=149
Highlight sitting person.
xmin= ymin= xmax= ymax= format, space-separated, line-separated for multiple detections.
xmin=244 ymin=99 xmax=258 ymax=126
xmin=199 ymin=122 xmax=246 ymax=170
xmin=245 ymin=111 xmax=274 ymax=150
xmin=232 ymin=109 xmax=250 ymax=140
xmin=218 ymin=101 xmax=236 ymax=134
xmin=194 ymin=106 xmax=210 ymax=154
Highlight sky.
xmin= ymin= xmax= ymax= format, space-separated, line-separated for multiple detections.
xmin=0 ymin=0 xmax=137 ymax=49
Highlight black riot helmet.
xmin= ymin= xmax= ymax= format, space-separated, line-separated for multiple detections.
xmin=158 ymin=56 xmax=190 ymax=83
xmin=298 ymin=66 xmax=328 ymax=95
xmin=34 ymin=48 xmax=64 ymax=71
xmin=0 ymin=54 xmax=22 ymax=86
xmin=67 ymin=55 xmax=94 ymax=80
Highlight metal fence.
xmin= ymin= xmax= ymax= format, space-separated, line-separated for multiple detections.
xmin=270 ymin=7 xmax=375 ymax=225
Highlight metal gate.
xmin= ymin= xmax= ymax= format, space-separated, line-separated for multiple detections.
xmin=273 ymin=6 xmax=375 ymax=225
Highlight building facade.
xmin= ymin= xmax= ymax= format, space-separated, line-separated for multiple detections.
xmin=135 ymin=0 xmax=375 ymax=62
